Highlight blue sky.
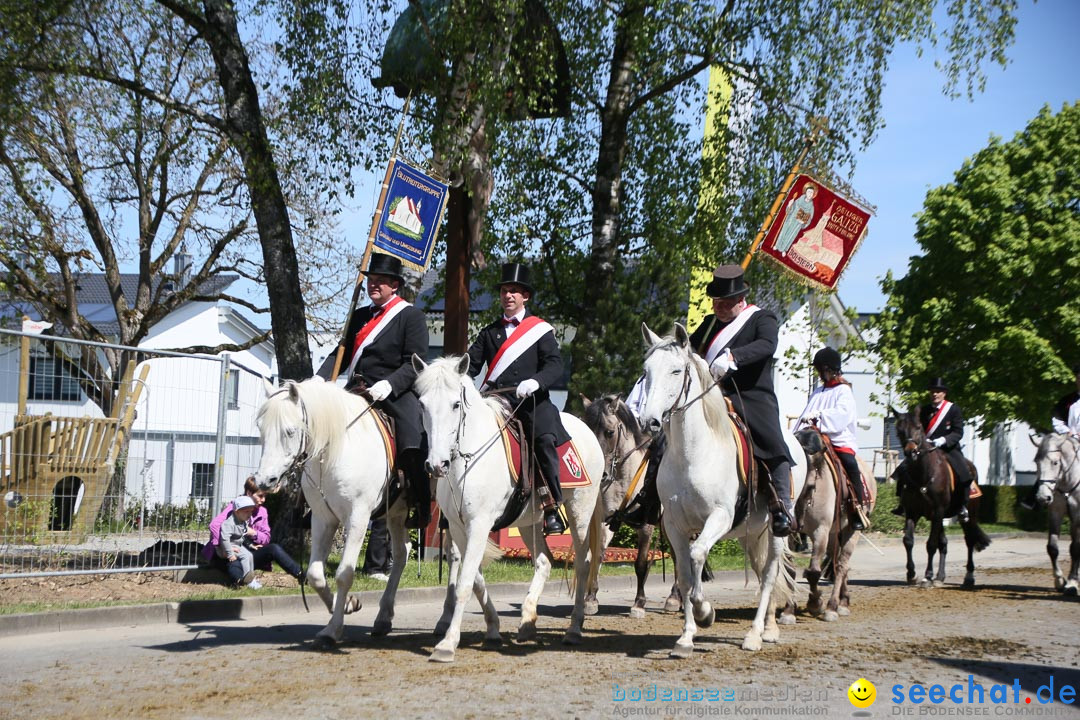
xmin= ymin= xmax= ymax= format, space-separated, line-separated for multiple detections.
xmin=837 ymin=0 xmax=1079 ymax=313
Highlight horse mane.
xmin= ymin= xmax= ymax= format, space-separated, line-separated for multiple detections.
xmin=259 ymin=377 xmax=368 ymax=464
xmin=583 ymin=394 xmax=648 ymax=445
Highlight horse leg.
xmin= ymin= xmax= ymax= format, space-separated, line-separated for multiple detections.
xmin=667 ymin=528 xmax=697 ymax=658
xmin=315 ymin=508 xmax=370 ymax=649
xmin=934 ymin=517 xmax=948 ymax=587
xmin=434 ymin=540 xmax=461 ymax=638
xmin=778 ymin=553 xmax=798 ymax=626
xmin=470 ymin=566 xmax=502 ymax=646
xmin=372 ymin=508 xmax=410 ymax=637
xmin=584 ymin=520 xmax=613 ymax=617
xmin=743 ymin=523 xmax=786 ymax=650
xmin=563 ymin=499 xmax=596 ymax=646
xmin=515 ymin=523 xmax=552 ymax=643
xmin=824 ymin=527 xmax=856 ymax=622
xmin=431 ymin=524 xmax=488 ymax=662
xmin=663 ymin=521 xmax=683 ymax=612
xmin=306 ymin=513 xmax=339 ymax=614
xmin=1065 ymin=519 xmax=1080 ymax=596
xmin=903 ymin=517 xmax=917 ymax=585
xmin=804 ymin=524 xmax=829 ymax=617
xmin=630 ymin=526 xmax=652 ymax=619
xmin=921 ymin=515 xmax=940 ymax=587
xmin=1047 ymin=502 xmax=1065 ymax=591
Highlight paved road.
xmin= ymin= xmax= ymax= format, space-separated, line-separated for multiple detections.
xmin=1 ymin=535 xmax=1076 ymax=720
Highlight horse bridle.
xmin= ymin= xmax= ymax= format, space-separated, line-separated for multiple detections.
xmin=1035 ymin=435 xmax=1080 ymax=497
xmin=266 ymin=387 xmax=311 ymax=485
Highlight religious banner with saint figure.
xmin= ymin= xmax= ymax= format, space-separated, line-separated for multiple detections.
xmin=372 ymin=159 xmax=449 ymax=273
xmin=759 ymin=173 xmax=871 ymax=292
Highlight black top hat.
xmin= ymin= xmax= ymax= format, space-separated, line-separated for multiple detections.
xmin=495 ymin=262 xmax=534 ymax=293
xmin=362 ymin=253 xmax=405 ymax=283
xmin=706 ymin=264 xmax=750 ymax=299
xmin=927 ymin=377 xmax=948 ymax=392
xmin=813 ymin=347 xmax=842 ymax=372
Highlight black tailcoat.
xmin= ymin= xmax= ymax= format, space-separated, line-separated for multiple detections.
xmin=920 ymin=401 xmax=970 ymax=484
xmin=689 ymin=309 xmax=792 ymax=463
xmin=467 ymin=310 xmax=571 ymax=445
xmin=318 ymin=301 xmax=429 ymax=450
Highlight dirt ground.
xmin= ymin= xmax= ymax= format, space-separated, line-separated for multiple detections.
xmin=1 ymin=536 xmax=1079 ymax=719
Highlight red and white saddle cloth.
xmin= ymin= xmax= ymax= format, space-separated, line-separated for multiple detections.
xmin=500 ymin=427 xmax=592 ymax=489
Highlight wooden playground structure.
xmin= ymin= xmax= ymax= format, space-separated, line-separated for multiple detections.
xmin=0 ymin=331 xmax=148 ymax=541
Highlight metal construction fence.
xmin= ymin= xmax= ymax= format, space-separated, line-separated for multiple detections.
xmin=0 ymin=328 xmax=271 ymax=578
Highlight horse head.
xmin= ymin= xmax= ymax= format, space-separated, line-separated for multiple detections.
xmin=583 ymin=393 xmax=649 ymax=481
xmin=795 ymin=426 xmax=826 ymax=456
xmin=413 ymin=353 xmax=477 ymax=479
xmin=891 ymin=405 xmax=928 ymax=459
xmin=1034 ymin=433 xmax=1080 ymax=508
xmin=252 ymin=377 xmax=311 ymax=493
xmin=637 ymin=321 xmax=699 ymax=435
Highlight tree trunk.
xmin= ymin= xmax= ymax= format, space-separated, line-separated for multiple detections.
xmin=198 ymin=0 xmax=311 ymax=382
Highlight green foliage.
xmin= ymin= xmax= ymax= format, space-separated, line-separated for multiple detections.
xmin=117 ymin=499 xmax=212 ymax=533
xmin=873 ymin=103 xmax=1080 ymax=433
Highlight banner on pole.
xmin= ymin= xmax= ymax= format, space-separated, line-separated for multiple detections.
xmin=372 ymin=159 xmax=449 ymax=273
xmin=759 ymin=173 xmax=871 ymax=292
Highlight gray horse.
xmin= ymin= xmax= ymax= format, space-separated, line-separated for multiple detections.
xmin=1033 ymin=433 xmax=1080 ymax=595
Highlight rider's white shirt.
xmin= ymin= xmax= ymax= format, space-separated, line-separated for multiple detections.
xmin=626 ymin=375 xmax=646 ymax=420
xmin=1053 ymin=396 xmax=1080 ymax=435
xmin=796 ymin=383 xmax=859 ymax=451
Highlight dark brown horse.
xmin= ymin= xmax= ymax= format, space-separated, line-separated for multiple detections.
xmin=891 ymin=407 xmax=991 ymax=587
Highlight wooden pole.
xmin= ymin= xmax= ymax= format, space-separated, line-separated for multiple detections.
xmin=17 ymin=316 xmax=29 ymax=418
xmin=443 ymin=185 xmax=470 ymax=354
xmin=329 ymin=95 xmax=412 ymax=381
xmin=741 ymin=116 xmax=829 ymax=270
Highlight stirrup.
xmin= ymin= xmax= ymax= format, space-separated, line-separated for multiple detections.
xmin=770 ymin=507 xmax=792 ymax=538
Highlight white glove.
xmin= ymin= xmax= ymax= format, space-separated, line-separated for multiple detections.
xmin=803 ymin=411 xmax=821 ymax=424
xmin=368 ymin=380 xmax=393 ymax=402
xmin=516 ymin=379 xmax=540 ymax=398
xmin=710 ymin=351 xmax=736 ymax=380
xmin=931 ymin=437 xmax=946 ymax=448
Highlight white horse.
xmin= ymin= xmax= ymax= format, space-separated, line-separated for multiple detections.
xmin=251 ymin=377 xmax=410 ymax=648
xmin=637 ymin=323 xmax=804 ymax=656
xmin=413 ymin=355 xmax=605 ymax=662
xmin=1033 ymin=433 xmax=1080 ymax=595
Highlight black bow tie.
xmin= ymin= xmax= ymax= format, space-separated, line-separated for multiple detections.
xmin=502 ymin=317 xmax=520 ymax=327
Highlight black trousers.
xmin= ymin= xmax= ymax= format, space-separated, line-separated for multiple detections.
xmin=837 ymin=452 xmax=865 ymax=504
xmin=363 ymin=515 xmax=391 ymax=574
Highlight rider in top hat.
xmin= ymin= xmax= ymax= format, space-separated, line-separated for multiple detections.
xmin=318 ymin=252 xmax=432 ymax=530
xmin=466 ymin=262 xmax=570 ymax=535
xmin=795 ymin=347 xmax=868 ymax=530
xmin=892 ymin=376 xmax=972 ymax=521
xmin=692 ymin=264 xmax=796 ymax=536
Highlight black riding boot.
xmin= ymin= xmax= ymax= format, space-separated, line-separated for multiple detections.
xmin=891 ymin=461 xmax=908 ymax=516
xmin=838 ymin=452 xmax=866 ymax=531
xmin=400 ymin=449 xmax=432 ymax=530
xmin=536 ymin=433 xmax=566 ymax=535
xmin=619 ymin=435 xmax=665 ymax=530
xmin=766 ymin=458 xmax=794 ymax=538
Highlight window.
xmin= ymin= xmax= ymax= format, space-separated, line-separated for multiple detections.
xmin=225 ymin=369 xmax=239 ymax=409
xmin=882 ymin=416 xmax=902 ymax=451
xmin=191 ymin=463 xmax=215 ymax=499
xmin=29 ymin=356 xmax=82 ymax=401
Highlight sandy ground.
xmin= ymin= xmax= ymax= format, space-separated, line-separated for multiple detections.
xmin=0 ymin=535 xmax=1078 ymax=720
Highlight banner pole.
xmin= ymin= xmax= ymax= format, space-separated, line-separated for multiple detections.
xmin=329 ymin=94 xmax=412 ymax=382
xmin=740 ymin=116 xmax=828 ymax=270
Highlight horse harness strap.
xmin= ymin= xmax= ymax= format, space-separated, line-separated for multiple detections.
xmin=616 ymin=450 xmax=652 ymax=513
xmin=490 ymin=416 xmax=533 ymax=533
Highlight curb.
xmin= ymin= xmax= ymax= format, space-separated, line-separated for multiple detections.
xmin=0 ymin=572 xmax=651 ymax=639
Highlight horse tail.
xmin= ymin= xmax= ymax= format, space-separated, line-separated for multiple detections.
xmin=962 ymin=519 xmax=991 ymax=553
xmin=770 ymin=539 xmax=798 ymax=610
xmin=575 ymin=505 xmax=605 ymax=598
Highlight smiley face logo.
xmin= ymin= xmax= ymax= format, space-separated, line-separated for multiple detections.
xmin=847 ymin=678 xmax=876 ymax=708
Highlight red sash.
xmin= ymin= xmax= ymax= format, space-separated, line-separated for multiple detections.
xmin=926 ymin=401 xmax=952 ymax=437
xmin=352 ymin=295 xmax=404 ymax=356
xmin=482 ymin=315 xmax=551 ymax=386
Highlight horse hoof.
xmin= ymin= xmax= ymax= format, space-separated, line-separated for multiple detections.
xmin=433 ymin=622 xmax=449 ymax=638
xmin=429 ymin=647 xmax=456 ymax=663
xmin=806 ymin=601 xmax=822 ymax=616
xmin=371 ymin=620 xmax=392 ymax=637
xmin=1054 ymin=577 xmax=1066 ymax=591
xmin=741 ymin=634 xmax=763 ymax=652
xmin=932 ymin=579 xmax=946 ymax=589
xmin=629 ymin=606 xmax=647 ymax=619
xmin=823 ymin=610 xmax=839 ymax=623
xmin=762 ymin=627 xmax=780 ymax=643
xmin=483 ymin=635 xmax=503 ymax=648
xmin=918 ymin=578 xmax=933 ymax=588
xmin=777 ymin=613 xmax=796 ymax=626
xmin=344 ymin=595 xmax=362 ymax=614
xmin=906 ymin=575 xmax=917 ymax=586
xmin=837 ymin=606 xmax=851 ymax=617
xmin=312 ymin=635 xmax=337 ymax=652
xmin=516 ymin=625 xmax=537 ymax=643
xmin=693 ymin=602 xmax=714 ymax=628
xmin=584 ymin=600 xmax=599 ymax=616
xmin=663 ymin=597 xmax=682 ymax=613
xmin=1065 ymin=584 xmax=1079 ymax=597
xmin=670 ymin=641 xmax=694 ymax=658
xmin=962 ymin=577 xmax=975 ymax=589
xmin=562 ymin=630 xmax=583 ymax=646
